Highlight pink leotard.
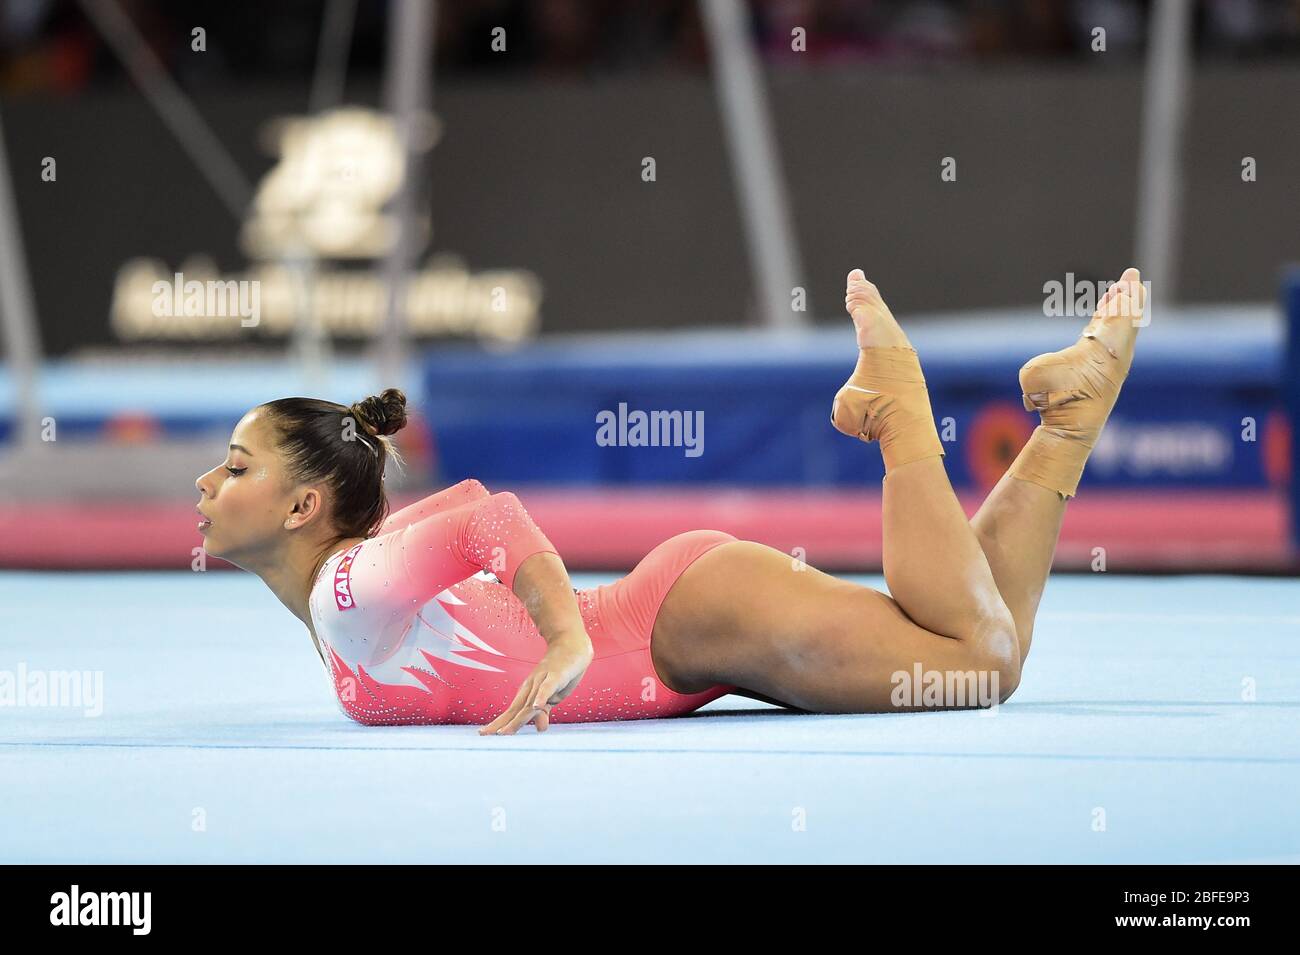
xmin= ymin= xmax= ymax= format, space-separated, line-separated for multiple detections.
xmin=307 ymin=479 xmax=737 ymax=725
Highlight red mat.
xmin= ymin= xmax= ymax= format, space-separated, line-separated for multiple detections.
xmin=0 ymin=488 xmax=1290 ymax=572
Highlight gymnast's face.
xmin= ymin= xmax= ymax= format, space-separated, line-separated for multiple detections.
xmin=194 ymin=411 xmax=314 ymax=566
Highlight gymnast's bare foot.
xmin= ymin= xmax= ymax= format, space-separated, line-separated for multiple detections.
xmin=1018 ymin=266 xmax=1146 ymax=442
xmin=844 ymin=269 xmax=912 ymax=350
xmin=1082 ymin=266 xmax=1146 ymax=376
xmin=831 ymin=271 xmax=944 ymax=468
xmin=1007 ymin=267 xmax=1147 ymax=499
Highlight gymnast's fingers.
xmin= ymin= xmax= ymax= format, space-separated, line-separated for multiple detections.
xmin=529 ymin=672 xmax=563 ymax=710
xmin=496 ymin=688 xmax=553 ymax=734
xmin=479 ymin=677 xmax=535 ymax=735
xmin=495 ymin=705 xmax=541 ymax=736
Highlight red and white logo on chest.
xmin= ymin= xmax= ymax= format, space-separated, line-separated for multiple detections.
xmin=333 ymin=542 xmax=366 ymax=610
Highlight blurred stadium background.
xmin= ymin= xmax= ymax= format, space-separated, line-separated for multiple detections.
xmin=1 ymin=0 xmax=1298 ymax=574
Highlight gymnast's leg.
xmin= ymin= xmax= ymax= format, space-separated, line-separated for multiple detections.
xmin=969 ymin=269 xmax=1146 ymax=664
xmin=834 ymin=271 xmax=1016 ymax=657
xmin=652 ymin=271 xmax=1019 ymax=712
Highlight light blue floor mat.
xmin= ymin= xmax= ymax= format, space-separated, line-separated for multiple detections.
xmin=2 ymin=571 xmax=1296 ymax=863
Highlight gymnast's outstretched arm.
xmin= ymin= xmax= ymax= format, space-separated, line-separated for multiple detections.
xmin=377 ymin=478 xmax=490 ymax=535
xmin=392 ymin=490 xmax=595 ymax=734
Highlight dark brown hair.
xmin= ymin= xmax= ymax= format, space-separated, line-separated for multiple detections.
xmin=256 ymin=388 xmax=408 ymax=542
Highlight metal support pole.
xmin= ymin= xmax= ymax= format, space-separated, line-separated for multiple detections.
xmin=78 ymin=0 xmax=253 ymax=220
xmin=292 ymin=0 xmax=360 ymax=395
xmin=1135 ymin=0 xmax=1193 ymax=304
xmin=0 ymin=106 xmax=44 ymax=453
xmin=309 ymin=0 xmax=358 ymax=114
xmin=375 ymin=0 xmax=435 ymax=388
xmin=701 ymin=0 xmax=805 ymax=331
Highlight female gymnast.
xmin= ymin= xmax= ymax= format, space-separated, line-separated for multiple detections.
xmin=195 ymin=267 xmax=1145 ymax=734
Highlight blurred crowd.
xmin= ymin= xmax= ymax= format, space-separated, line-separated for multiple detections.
xmin=2 ymin=0 xmax=1299 ymax=93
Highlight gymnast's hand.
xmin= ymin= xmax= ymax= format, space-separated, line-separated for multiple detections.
xmin=479 ymin=629 xmax=594 ymax=735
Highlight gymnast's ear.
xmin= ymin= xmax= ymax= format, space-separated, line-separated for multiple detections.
xmin=284 ymin=485 xmax=328 ymax=530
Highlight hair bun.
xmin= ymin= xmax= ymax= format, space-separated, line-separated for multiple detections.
xmin=350 ymin=388 xmax=408 ymax=437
